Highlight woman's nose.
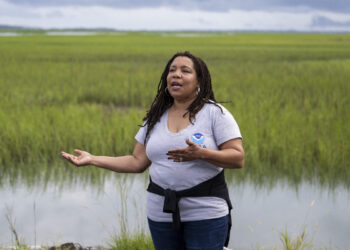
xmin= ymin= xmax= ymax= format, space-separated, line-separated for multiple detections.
xmin=173 ymin=70 xmax=182 ymax=78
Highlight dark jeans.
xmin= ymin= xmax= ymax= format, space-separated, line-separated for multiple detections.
xmin=148 ymin=215 xmax=229 ymax=250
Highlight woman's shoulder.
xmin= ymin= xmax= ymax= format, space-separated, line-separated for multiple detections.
xmin=202 ymin=101 xmax=228 ymax=115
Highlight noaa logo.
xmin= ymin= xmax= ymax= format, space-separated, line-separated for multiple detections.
xmin=191 ymin=133 xmax=206 ymax=148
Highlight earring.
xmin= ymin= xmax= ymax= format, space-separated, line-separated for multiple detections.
xmin=196 ymin=87 xmax=200 ymax=95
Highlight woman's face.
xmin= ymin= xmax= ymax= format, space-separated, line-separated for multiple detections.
xmin=166 ymin=56 xmax=199 ymax=101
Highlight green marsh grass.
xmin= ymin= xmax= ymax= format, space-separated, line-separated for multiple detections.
xmin=279 ymin=227 xmax=312 ymax=250
xmin=0 ymin=32 xmax=349 ymax=189
xmin=109 ymin=232 xmax=154 ymax=250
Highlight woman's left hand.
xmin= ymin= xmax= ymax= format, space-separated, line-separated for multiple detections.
xmin=167 ymin=138 xmax=203 ymax=162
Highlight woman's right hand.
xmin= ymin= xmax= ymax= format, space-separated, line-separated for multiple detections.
xmin=61 ymin=149 xmax=93 ymax=167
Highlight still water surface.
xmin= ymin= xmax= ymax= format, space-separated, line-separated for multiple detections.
xmin=1 ymin=173 xmax=349 ymax=249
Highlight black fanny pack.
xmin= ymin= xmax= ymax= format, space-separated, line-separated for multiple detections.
xmin=147 ymin=170 xmax=232 ymax=247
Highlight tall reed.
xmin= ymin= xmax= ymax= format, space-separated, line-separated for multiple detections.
xmin=0 ymin=32 xmax=349 ymax=188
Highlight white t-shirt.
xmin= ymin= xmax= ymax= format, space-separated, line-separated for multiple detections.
xmin=135 ymin=103 xmax=242 ymax=222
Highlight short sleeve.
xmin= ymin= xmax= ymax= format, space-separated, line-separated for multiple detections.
xmin=135 ymin=123 xmax=148 ymax=145
xmin=212 ymin=105 xmax=242 ymax=146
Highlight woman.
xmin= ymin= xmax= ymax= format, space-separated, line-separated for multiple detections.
xmin=61 ymin=51 xmax=244 ymax=250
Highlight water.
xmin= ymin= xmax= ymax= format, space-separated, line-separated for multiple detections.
xmin=0 ymin=32 xmax=24 ymax=37
xmin=1 ymin=174 xmax=349 ymax=249
xmin=0 ymin=31 xmax=128 ymax=37
xmin=45 ymin=31 xmax=99 ymax=36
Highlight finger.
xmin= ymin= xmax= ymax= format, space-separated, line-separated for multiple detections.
xmin=63 ymin=154 xmax=75 ymax=164
xmin=68 ymin=156 xmax=80 ymax=166
xmin=61 ymin=152 xmax=72 ymax=160
xmin=61 ymin=151 xmax=68 ymax=156
xmin=167 ymin=153 xmax=185 ymax=159
xmin=167 ymin=152 xmax=185 ymax=157
xmin=67 ymin=155 xmax=74 ymax=164
xmin=167 ymin=150 xmax=186 ymax=155
xmin=168 ymin=154 xmax=188 ymax=162
xmin=173 ymin=158 xmax=183 ymax=162
xmin=186 ymin=138 xmax=196 ymax=146
xmin=167 ymin=149 xmax=184 ymax=154
xmin=74 ymin=149 xmax=83 ymax=155
xmin=61 ymin=152 xmax=78 ymax=165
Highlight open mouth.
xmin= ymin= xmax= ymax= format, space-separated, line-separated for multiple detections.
xmin=170 ymin=82 xmax=183 ymax=90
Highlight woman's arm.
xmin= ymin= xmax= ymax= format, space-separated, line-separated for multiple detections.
xmin=61 ymin=142 xmax=151 ymax=173
xmin=200 ymin=138 xmax=244 ymax=169
xmin=167 ymin=138 xmax=244 ymax=169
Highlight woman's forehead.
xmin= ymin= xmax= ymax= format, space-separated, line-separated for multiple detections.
xmin=170 ymin=56 xmax=194 ymax=68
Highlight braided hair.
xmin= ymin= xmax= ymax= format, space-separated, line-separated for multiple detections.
xmin=142 ymin=51 xmax=222 ymax=144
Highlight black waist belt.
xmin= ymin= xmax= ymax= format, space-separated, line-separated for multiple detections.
xmin=147 ymin=170 xmax=233 ymax=247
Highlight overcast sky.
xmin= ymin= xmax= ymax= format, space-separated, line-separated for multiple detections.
xmin=1 ymin=0 xmax=350 ymax=31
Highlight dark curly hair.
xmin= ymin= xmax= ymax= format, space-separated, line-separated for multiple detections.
xmin=142 ymin=51 xmax=222 ymax=144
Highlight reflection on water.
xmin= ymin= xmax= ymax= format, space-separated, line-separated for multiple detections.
xmin=0 ymin=32 xmax=24 ymax=37
xmin=0 ymin=174 xmax=148 ymax=247
xmin=46 ymin=31 xmax=99 ymax=36
xmin=0 ymin=31 xmax=127 ymax=37
xmin=1 ymin=173 xmax=349 ymax=249
xmin=2 ymin=161 xmax=349 ymax=193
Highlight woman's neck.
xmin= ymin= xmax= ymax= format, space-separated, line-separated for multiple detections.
xmin=171 ymin=97 xmax=196 ymax=112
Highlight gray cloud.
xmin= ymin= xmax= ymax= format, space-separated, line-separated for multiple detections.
xmin=45 ymin=10 xmax=64 ymax=18
xmin=311 ymin=15 xmax=350 ymax=27
xmin=0 ymin=1 xmax=40 ymax=18
xmin=5 ymin=0 xmax=350 ymax=13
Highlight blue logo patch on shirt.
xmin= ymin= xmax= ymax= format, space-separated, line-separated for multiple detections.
xmin=191 ymin=133 xmax=206 ymax=148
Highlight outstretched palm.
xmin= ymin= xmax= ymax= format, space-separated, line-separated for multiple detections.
xmin=61 ymin=149 xmax=92 ymax=167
